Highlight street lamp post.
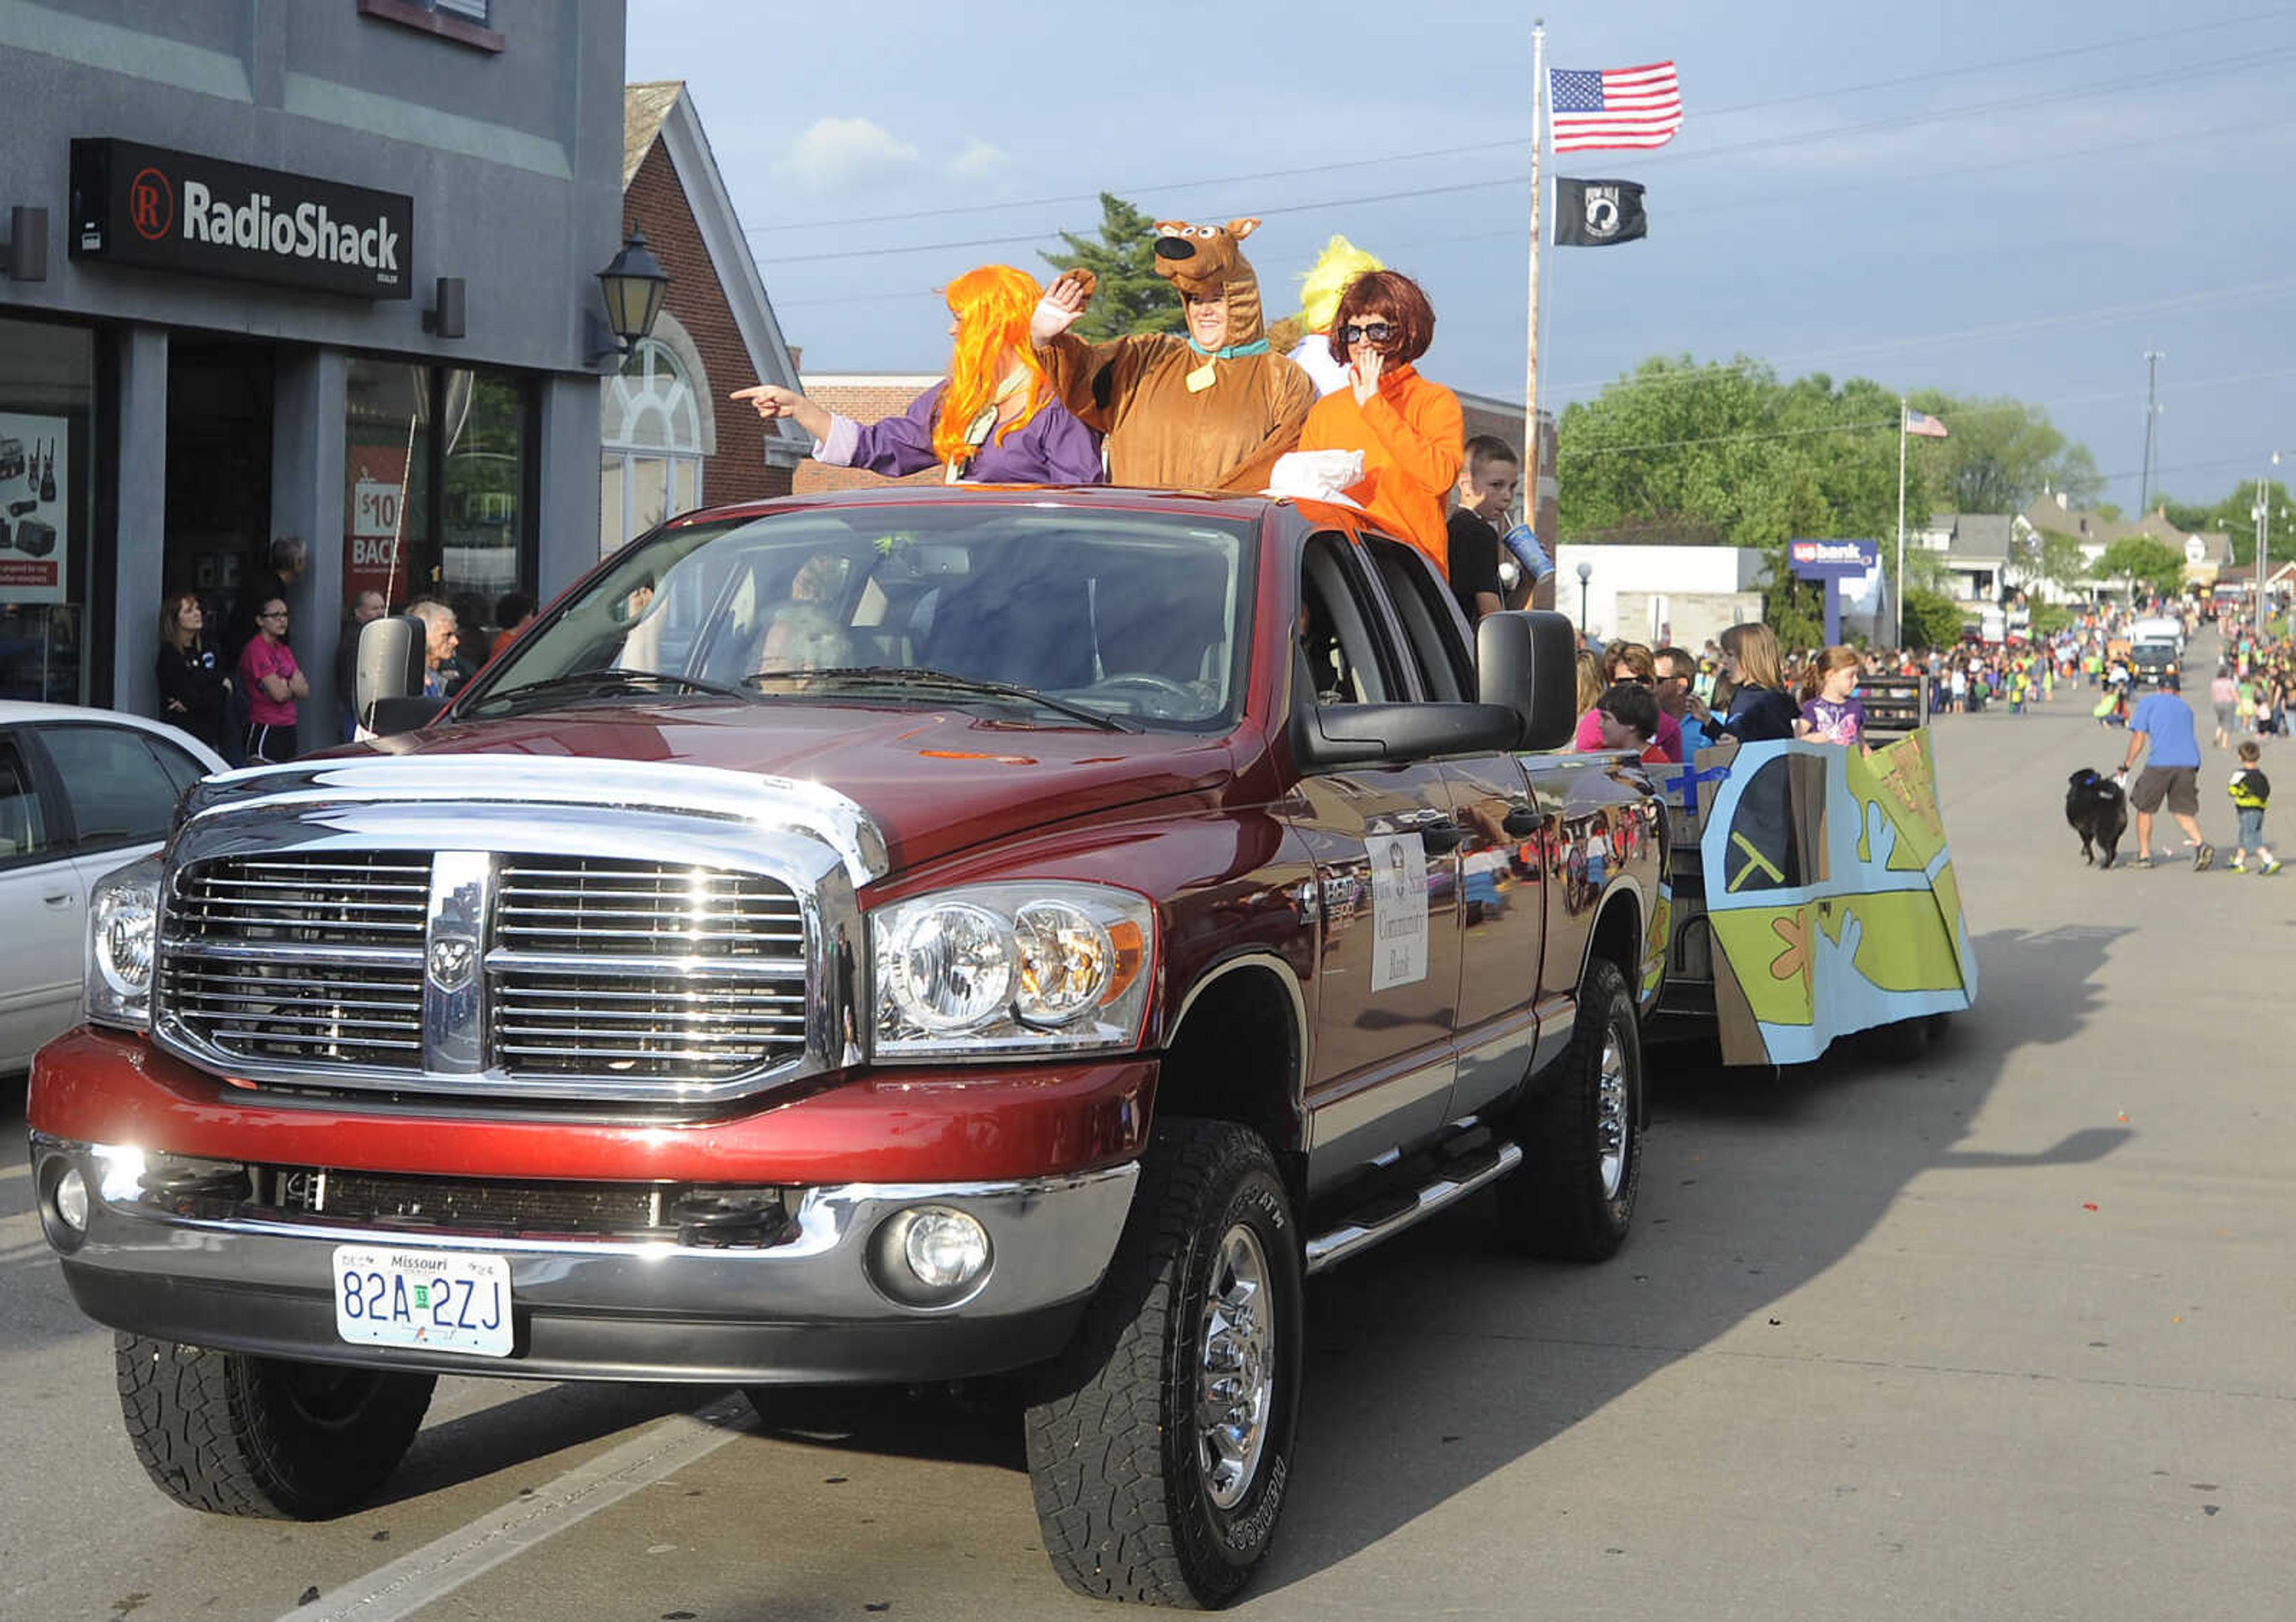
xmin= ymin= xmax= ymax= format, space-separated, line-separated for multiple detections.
xmin=2260 ymin=452 xmax=2292 ymax=648
xmin=1576 ymin=560 xmax=1592 ymax=635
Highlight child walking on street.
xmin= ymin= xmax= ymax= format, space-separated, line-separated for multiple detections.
xmin=2228 ymin=742 xmax=2281 ymax=874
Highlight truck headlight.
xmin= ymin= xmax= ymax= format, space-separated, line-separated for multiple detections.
xmin=87 ymin=856 xmax=163 ymax=1032
xmin=871 ymin=882 xmax=1153 ymax=1060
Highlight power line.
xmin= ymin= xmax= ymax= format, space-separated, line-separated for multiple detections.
xmin=749 ymin=42 xmax=2296 ymax=267
xmin=744 ymin=6 xmax=2296 ymax=234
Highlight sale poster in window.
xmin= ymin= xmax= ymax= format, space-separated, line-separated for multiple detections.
xmin=345 ymin=444 xmax=410 ymax=606
xmin=0 ymin=413 xmax=69 ymax=604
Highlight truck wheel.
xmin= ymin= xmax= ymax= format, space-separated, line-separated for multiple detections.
xmin=114 ymin=1334 xmax=435 ymax=1519
xmin=1024 ymin=1120 xmax=1303 ymax=1608
xmin=1500 ymin=958 xmax=1644 ymax=1262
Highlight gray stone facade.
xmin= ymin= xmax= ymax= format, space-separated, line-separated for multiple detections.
xmin=0 ymin=0 xmax=625 ymax=730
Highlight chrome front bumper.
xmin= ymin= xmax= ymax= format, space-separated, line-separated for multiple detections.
xmin=30 ymin=1135 xmax=1138 ymax=1384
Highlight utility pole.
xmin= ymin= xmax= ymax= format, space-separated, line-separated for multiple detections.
xmin=2138 ymin=349 xmax=2165 ymax=517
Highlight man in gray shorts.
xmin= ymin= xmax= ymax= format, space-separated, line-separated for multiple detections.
xmin=2118 ymin=670 xmax=2212 ymax=870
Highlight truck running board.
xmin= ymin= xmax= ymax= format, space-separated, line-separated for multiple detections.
xmin=1303 ymin=1139 xmax=1525 ymax=1276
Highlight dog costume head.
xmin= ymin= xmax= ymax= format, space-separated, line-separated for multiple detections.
xmin=1153 ymin=218 xmax=1268 ymax=347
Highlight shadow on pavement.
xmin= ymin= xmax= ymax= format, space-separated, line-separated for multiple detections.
xmin=1250 ymin=921 xmax=2132 ymax=1595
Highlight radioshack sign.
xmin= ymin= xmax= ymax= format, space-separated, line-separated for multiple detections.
xmin=69 ymin=138 xmax=413 ymax=300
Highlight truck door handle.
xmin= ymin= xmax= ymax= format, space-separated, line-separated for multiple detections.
xmin=1501 ymin=805 xmax=1542 ymax=839
xmin=1418 ymin=819 xmax=1468 ymax=855
xmin=44 ymin=892 xmax=74 ymax=908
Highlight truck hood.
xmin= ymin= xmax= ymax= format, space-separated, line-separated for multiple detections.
xmin=323 ymin=700 xmax=1238 ymax=873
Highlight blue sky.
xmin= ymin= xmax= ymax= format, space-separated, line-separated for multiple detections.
xmin=627 ymin=0 xmax=2296 ymax=516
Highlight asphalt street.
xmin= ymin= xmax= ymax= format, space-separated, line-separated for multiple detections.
xmin=5 ymin=657 xmax=2292 ymax=1622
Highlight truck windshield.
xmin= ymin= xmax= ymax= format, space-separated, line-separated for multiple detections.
xmin=461 ymin=505 xmax=1256 ymax=731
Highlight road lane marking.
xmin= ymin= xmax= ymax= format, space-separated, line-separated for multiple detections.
xmin=276 ymin=1394 xmax=752 ymax=1622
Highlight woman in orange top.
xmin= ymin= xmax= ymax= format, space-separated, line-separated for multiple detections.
xmin=1297 ymin=270 xmax=1463 ymax=573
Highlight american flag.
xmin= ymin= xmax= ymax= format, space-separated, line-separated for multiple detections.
xmin=1904 ymin=409 xmax=1950 ymax=438
xmin=1549 ymin=62 xmax=1684 ymax=153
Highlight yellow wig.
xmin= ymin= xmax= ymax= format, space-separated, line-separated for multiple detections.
xmin=1294 ymin=236 xmax=1385 ymax=336
xmin=933 ymin=265 xmax=1054 ymax=469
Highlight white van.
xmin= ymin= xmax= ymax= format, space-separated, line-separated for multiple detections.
xmin=2130 ymin=614 xmax=2183 ymax=651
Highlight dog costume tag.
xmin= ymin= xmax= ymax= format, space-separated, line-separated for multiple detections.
xmin=1186 ymin=361 xmax=1219 ymax=393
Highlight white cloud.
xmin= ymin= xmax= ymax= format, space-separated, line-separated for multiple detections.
xmin=947 ymin=139 xmax=1010 ymax=182
xmin=774 ymin=117 xmax=921 ymax=191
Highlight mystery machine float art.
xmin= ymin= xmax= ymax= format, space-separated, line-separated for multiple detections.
xmin=1674 ymin=729 xmax=1977 ymax=1066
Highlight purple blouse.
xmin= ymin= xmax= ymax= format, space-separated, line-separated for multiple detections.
xmin=815 ymin=383 xmax=1104 ymax=485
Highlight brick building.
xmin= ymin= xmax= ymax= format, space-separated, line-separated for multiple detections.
xmin=608 ymin=83 xmax=807 ymax=553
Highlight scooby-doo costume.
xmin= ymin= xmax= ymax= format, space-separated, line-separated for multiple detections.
xmin=1036 ymin=219 xmax=1314 ymax=493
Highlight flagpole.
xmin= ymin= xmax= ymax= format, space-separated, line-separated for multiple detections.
xmin=1895 ymin=397 xmax=1908 ymax=650
xmin=1525 ymin=19 xmax=1546 ymax=590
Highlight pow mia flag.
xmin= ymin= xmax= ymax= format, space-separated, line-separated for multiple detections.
xmin=1554 ymin=178 xmax=1648 ymax=247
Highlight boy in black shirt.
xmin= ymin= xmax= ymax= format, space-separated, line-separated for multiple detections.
xmin=1446 ymin=435 xmax=1516 ymax=624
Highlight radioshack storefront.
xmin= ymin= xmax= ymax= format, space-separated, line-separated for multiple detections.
xmin=0 ymin=2 xmax=625 ymax=731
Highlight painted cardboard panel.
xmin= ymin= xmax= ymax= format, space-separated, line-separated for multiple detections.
xmin=1696 ymin=729 xmax=1977 ymax=1065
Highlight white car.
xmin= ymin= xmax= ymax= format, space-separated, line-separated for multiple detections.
xmin=0 ymin=702 xmax=227 ymax=1076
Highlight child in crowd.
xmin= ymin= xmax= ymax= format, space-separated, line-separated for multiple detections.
xmin=2227 ymin=741 xmax=2281 ymax=875
xmin=1592 ymin=681 xmax=1670 ymax=765
xmin=1794 ymin=645 xmax=1867 ymax=747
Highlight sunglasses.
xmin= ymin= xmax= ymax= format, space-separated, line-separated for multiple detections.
xmin=1340 ymin=321 xmax=1395 ymax=345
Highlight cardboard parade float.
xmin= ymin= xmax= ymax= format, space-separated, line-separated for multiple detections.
xmin=1651 ymin=675 xmax=1979 ymax=1067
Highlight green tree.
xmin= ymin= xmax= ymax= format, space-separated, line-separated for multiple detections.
xmin=2160 ymin=480 xmax=2294 ymax=568
xmin=2095 ymin=536 xmax=2184 ymax=599
xmin=1042 ymin=193 xmax=1181 ymax=342
xmin=1901 ymin=587 xmax=1965 ymax=652
xmin=1906 ymin=391 xmax=2102 ymax=513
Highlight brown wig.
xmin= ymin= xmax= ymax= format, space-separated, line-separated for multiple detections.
xmin=1326 ymin=269 xmax=1435 ymax=366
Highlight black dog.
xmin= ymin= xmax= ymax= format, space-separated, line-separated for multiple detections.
xmin=2066 ymin=769 xmax=2129 ymax=868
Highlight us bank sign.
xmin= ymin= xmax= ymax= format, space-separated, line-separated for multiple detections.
xmin=69 ymin=138 xmax=414 ymax=300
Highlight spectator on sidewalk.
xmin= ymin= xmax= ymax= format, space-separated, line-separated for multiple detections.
xmin=236 ymin=596 xmax=307 ymax=765
xmin=155 ymin=589 xmax=230 ymax=754
xmin=334 ymin=589 xmax=386 ymax=743
xmin=1654 ymin=645 xmax=1715 ymax=755
xmin=1715 ymin=622 xmax=1798 ymax=743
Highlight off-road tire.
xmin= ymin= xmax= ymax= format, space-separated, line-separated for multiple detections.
xmin=1024 ymin=1120 xmax=1303 ymax=1608
xmin=1500 ymin=958 xmax=1644 ymax=1261
xmin=115 ymin=1334 xmax=435 ymax=1519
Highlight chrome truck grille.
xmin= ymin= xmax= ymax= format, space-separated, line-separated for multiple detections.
xmin=158 ymin=851 xmax=811 ymax=1102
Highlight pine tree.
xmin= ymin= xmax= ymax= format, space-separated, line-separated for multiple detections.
xmin=1042 ymin=193 xmax=1181 ymax=342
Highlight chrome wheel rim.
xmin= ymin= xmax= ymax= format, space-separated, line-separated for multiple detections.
xmin=1196 ymin=1222 xmax=1275 ymax=1511
xmin=1596 ymin=1026 xmax=1631 ymax=1200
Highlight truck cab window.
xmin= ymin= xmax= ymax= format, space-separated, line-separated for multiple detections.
xmin=1364 ymin=538 xmax=1473 ymax=703
xmin=1299 ymin=535 xmax=1395 ymax=706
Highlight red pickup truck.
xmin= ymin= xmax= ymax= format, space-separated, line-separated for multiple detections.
xmin=30 ymin=486 xmax=1663 ymax=1606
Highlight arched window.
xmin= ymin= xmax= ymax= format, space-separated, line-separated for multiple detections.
xmin=600 ymin=319 xmax=712 ymax=555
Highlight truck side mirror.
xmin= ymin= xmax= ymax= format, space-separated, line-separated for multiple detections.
xmin=355 ymin=615 xmax=446 ymax=737
xmin=1476 ymin=610 xmax=1577 ymax=751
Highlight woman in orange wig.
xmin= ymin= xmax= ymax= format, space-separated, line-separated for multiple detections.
xmin=734 ymin=265 xmax=1102 ymax=484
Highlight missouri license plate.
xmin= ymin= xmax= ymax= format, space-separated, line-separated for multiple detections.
xmin=332 ymin=1245 xmax=514 ymax=1358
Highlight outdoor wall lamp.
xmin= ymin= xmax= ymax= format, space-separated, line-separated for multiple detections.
xmin=423 ymin=275 xmax=466 ymax=339
xmin=2 ymin=206 xmax=48 ymax=281
xmin=586 ymin=225 xmax=668 ymax=365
